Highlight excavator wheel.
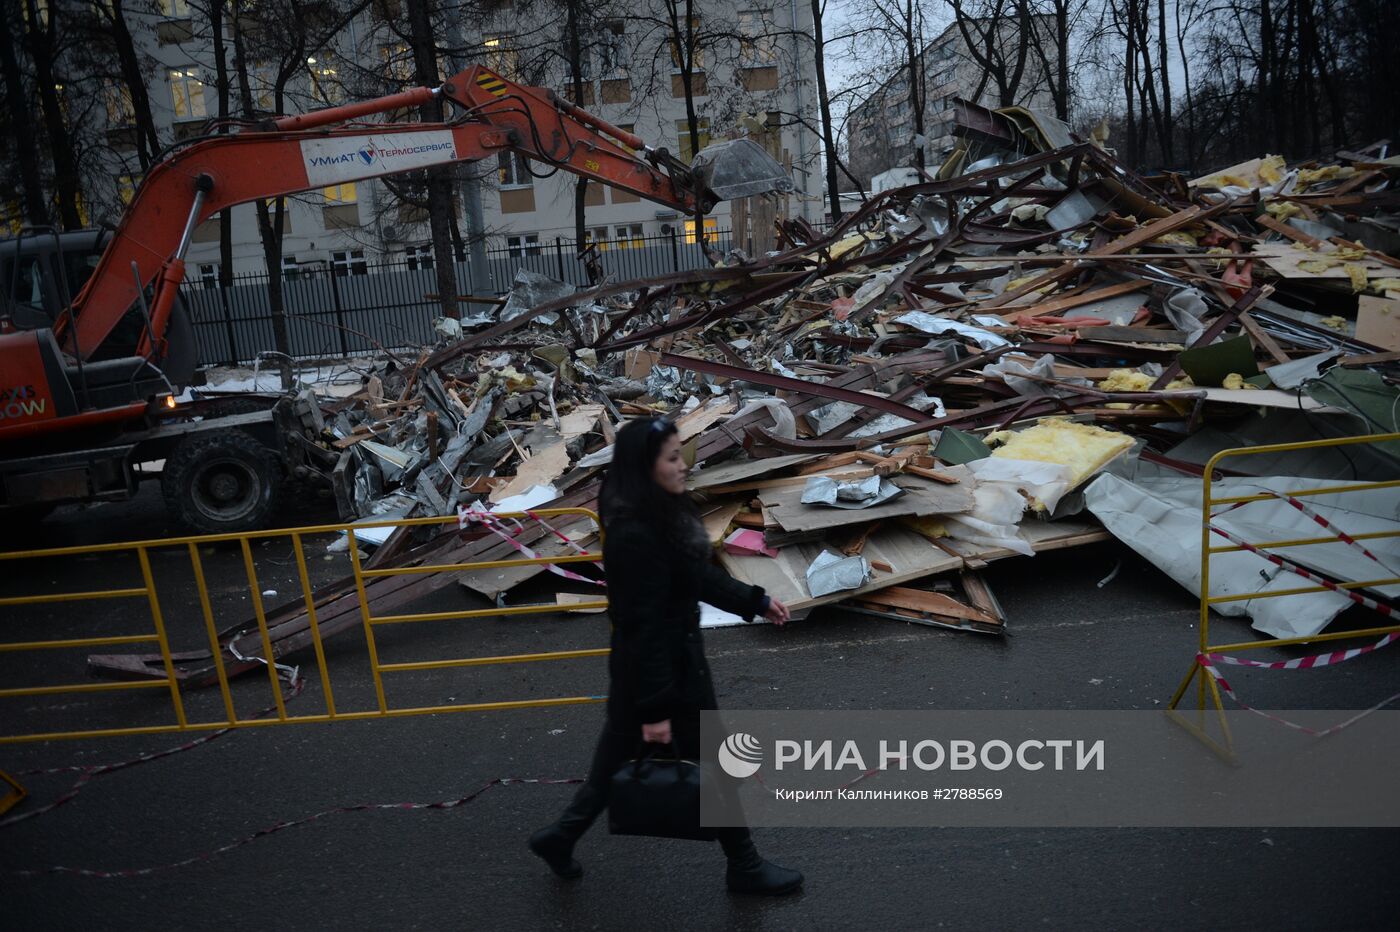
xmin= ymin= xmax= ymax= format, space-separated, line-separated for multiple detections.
xmin=162 ymin=430 xmax=283 ymax=534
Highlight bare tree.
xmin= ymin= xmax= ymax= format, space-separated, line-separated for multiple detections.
xmin=0 ymin=4 xmax=49 ymax=225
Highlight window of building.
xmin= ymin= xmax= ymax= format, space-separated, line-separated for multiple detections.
xmin=159 ymin=0 xmax=190 ymax=16
xmin=381 ymin=44 xmax=414 ymax=84
xmin=506 ymin=233 xmax=540 ymax=257
xmin=675 ymin=118 xmax=710 ymax=163
xmin=323 ymin=182 xmax=357 ymax=204
xmin=308 ymin=60 xmax=344 ymax=105
xmin=614 ymin=224 xmax=645 ymax=248
xmin=597 ymin=20 xmax=629 ymax=75
xmin=582 ymin=227 xmax=613 ymax=251
xmin=331 ymin=249 xmax=367 ymax=277
xmin=169 ymin=69 xmax=206 ymax=120
xmin=669 ymin=16 xmax=704 ymax=71
xmin=737 ymin=10 xmax=777 ymax=65
xmin=682 ymin=217 xmax=718 ymax=244
xmin=116 ymin=174 xmax=138 ymax=206
xmin=405 ymin=244 xmax=434 ymax=270
xmin=280 ymin=256 xmax=300 ymax=280
xmin=483 ymin=35 xmax=518 ymax=78
xmin=198 ymin=263 xmax=219 ymax=289
xmin=498 ymin=151 xmax=532 ymax=188
xmin=105 ymin=86 xmax=135 ymax=126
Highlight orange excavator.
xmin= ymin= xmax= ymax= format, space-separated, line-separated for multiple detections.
xmin=0 ymin=65 xmax=791 ymax=532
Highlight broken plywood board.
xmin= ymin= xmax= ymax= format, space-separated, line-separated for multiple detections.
xmin=719 ymin=523 xmax=964 ymax=611
xmin=1159 ymin=387 xmax=1340 ymax=411
xmin=675 ymin=399 xmax=738 ymax=441
xmin=941 ymin=518 xmax=1111 ymax=564
xmin=489 ymin=405 xmax=604 ymax=503
xmin=1251 ymin=243 xmax=1392 ymax=283
xmin=688 ymin=453 xmax=819 ymax=491
xmin=702 ymin=501 xmax=745 ymax=543
xmin=758 ymin=470 xmax=975 ymax=533
xmin=1356 ymin=294 xmax=1400 ymax=351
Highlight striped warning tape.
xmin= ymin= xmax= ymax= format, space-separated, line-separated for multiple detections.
xmin=458 ymin=505 xmax=605 ymax=587
xmin=1196 ymin=657 xmax=1400 ymax=737
xmin=1213 ymin=488 xmax=1400 ymax=577
xmin=1206 ymin=521 xmax=1396 ymax=618
xmin=1196 ymin=498 xmax=1400 ymax=735
xmin=2 ymin=674 xmax=305 ymax=829
xmin=6 ymin=776 xmax=583 ymax=878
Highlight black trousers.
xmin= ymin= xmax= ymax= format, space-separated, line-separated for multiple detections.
xmin=558 ymin=719 xmax=752 ymax=854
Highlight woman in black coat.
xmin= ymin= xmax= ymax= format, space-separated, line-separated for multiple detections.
xmin=528 ymin=416 xmax=803 ymax=895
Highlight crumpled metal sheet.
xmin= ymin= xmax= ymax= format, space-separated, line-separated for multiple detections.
xmin=805 ymin=549 xmax=873 ymax=597
xmin=499 ymin=269 xmax=575 ymax=325
xmin=800 ymin=475 xmax=905 ymax=509
xmin=894 ymin=310 xmax=1010 ymax=349
xmin=982 ymin=354 xmax=1091 ymax=396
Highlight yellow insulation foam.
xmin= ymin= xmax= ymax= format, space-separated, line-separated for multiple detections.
xmin=990 ymin=420 xmax=1134 ymax=490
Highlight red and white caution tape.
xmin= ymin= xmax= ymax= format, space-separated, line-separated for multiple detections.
xmin=1 ymin=675 xmax=305 ymax=829
xmin=1196 ymin=503 xmax=1400 ymax=734
xmin=1195 ymin=656 xmax=1400 ymax=737
xmin=6 ymin=776 xmax=583 ymax=879
xmin=1206 ymin=522 xmax=1396 ymax=619
xmin=1195 ymin=490 xmax=1400 ymax=734
xmin=458 ymin=505 xmax=604 ymax=588
xmin=1213 ymin=488 xmax=1400 ymax=578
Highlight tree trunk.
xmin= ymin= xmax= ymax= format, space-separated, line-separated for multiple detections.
xmin=404 ymin=0 xmax=460 ymax=319
xmin=105 ymin=0 xmax=161 ymax=170
xmin=566 ymin=0 xmax=590 ymax=263
xmin=231 ymin=8 xmax=292 ymax=387
xmin=209 ymin=0 xmax=235 ymax=288
xmin=0 ymin=13 xmax=49 ymax=224
xmin=903 ymin=0 xmax=924 ymax=170
xmin=810 ymin=0 xmax=842 ymax=221
xmin=25 ymin=0 xmax=82 ymax=229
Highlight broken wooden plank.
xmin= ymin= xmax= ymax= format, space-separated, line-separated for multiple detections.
xmin=758 ymin=472 xmax=974 ymax=533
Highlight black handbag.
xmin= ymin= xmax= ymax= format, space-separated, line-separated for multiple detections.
xmin=607 ymin=743 xmax=718 ymax=841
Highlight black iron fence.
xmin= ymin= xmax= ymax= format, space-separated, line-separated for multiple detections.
xmin=184 ymin=228 xmax=738 ymax=365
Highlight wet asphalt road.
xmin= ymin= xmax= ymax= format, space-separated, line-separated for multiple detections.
xmin=1 ymin=485 xmax=1396 ymax=930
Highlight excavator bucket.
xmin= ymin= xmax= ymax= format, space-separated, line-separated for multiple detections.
xmin=690 ymin=138 xmax=795 ymax=201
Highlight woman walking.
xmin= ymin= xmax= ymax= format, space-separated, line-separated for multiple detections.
xmin=528 ymin=417 xmax=803 ymax=895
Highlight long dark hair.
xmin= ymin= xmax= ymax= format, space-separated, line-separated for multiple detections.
xmin=599 ymin=417 xmax=706 ymax=554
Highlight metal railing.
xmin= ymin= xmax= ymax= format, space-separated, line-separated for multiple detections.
xmin=1167 ymin=432 xmax=1400 ymax=754
xmin=0 ymin=510 xmax=609 ymax=746
xmin=183 ymin=229 xmax=737 ymax=365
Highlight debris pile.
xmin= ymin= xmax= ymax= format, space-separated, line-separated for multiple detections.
xmin=313 ymin=133 xmax=1398 ymax=627
xmin=91 ymin=133 xmax=1400 ymax=683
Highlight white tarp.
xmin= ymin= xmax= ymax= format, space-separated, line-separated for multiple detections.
xmin=1084 ymin=473 xmax=1400 ymax=638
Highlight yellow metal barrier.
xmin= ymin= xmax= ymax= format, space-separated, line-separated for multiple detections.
xmin=0 ymin=769 xmax=24 ymax=815
xmin=0 ymin=509 xmax=609 ymax=745
xmin=1168 ymin=432 xmax=1400 ymax=753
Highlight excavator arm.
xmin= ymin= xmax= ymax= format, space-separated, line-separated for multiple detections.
xmin=62 ymin=65 xmax=790 ymax=361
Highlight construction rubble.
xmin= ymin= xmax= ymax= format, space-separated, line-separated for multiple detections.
xmin=91 ymin=128 xmax=1400 ymax=684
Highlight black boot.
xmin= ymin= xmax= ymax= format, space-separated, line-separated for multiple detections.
xmin=528 ymin=783 xmax=605 ymax=879
xmin=720 ymin=829 xmax=803 ymax=895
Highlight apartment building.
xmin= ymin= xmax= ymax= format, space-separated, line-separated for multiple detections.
xmin=846 ymin=17 xmax=1057 ymax=187
xmin=76 ymin=0 xmax=822 ymax=278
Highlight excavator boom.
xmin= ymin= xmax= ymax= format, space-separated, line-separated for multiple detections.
xmin=61 ymin=65 xmax=792 ymax=361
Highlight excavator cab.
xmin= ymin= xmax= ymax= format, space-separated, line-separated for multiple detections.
xmin=0 ymin=230 xmax=196 ymax=440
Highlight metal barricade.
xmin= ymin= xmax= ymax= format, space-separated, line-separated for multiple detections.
xmin=0 ymin=509 xmax=609 ymax=746
xmin=1167 ymin=432 xmax=1400 ymax=754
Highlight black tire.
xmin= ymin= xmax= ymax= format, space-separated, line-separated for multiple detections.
xmin=162 ymin=430 xmax=282 ymax=533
